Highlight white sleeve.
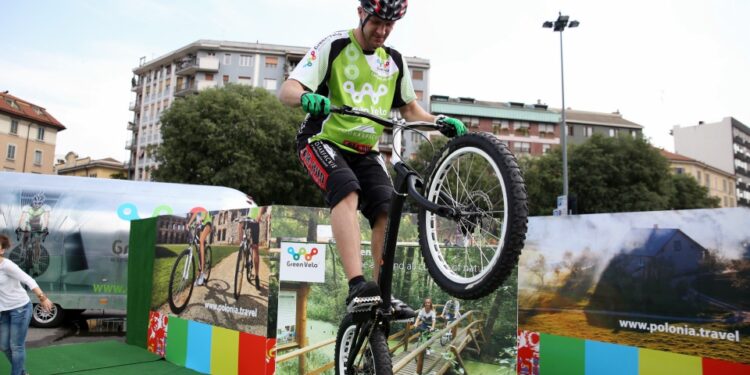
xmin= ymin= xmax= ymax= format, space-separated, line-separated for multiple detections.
xmin=288 ymin=33 xmax=336 ymax=92
xmin=6 ymin=261 xmax=39 ymax=291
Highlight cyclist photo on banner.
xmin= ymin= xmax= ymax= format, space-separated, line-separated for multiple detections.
xmin=16 ymin=192 xmax=51 ymax=277
xmin=279 ymin=0 xmax=467 ymax=324
xmin=414 ymin=298 xmax=436 ymax=334
xmin=441 ymin=298 xmax=461 ymax=323
xmin=187 ymin=207 xmax=212 ymax=286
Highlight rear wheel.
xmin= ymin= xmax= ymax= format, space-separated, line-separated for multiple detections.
xmin=335 ymin=314 xmax=392 ymax=375
xmin=234 ymin=246 xmax=246 ymax=299
xmin=418 ymin=132 xmax=528 ymax=300
xmin=168 ymin=249 xmax=195 ymax=314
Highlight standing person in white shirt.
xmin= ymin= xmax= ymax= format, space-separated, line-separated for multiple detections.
xmin=0 ymin=234 xmax=53 ymax=375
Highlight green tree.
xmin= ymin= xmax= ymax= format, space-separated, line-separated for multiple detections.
xmin=522 ymin=134 xmax=718 ymax=215
xmin=153 ymin=84 xmax=322 ymax=206
xmin=670 ymin=173 xmax=721 ymax=209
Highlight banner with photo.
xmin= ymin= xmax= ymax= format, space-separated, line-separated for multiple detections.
xmin=518 ymin=207 xmax=750 ymax=365
xmin=140 ymin=205 xmax=275 ymax=375
xmin=268 ymin=206 xmax=519 ymax=375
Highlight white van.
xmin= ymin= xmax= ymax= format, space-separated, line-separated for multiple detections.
xmin=0 ymin=172 xmax=253 ymax=327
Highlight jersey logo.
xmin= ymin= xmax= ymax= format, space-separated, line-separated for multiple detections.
xmin=303 ymin=51 xmax=317 ymax=67
xmin=343 ymin=81 xmax=388 ymax=104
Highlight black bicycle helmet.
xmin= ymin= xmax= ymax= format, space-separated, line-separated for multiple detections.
xmin=360 ymin=0 xmax=408 ymax=21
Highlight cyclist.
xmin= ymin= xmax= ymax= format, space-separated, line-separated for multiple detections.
xmin=279 ymin=0 xmax=466 ymax=321
xmin=413 ymin=298 xmax=437 ymax=355
xmin=16 ymin=192 xmax=50 ymax=275
xmin=187 ymin=208 xmax=212 ymax=286
xmin=440 ymin=298 xmax=461 ymax=323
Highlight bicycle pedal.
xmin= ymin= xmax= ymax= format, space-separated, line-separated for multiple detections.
xmin=347 ymin=296 xmax=382 ymax=313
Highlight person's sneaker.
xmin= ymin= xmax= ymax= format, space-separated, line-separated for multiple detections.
xmin=345 ymin=281 xmax=381 ymax=312
xmin=195 ymin=273 xmax=205 ymax=286
xmin=391 ymin=296 xmax=416 ymax=321
xmin=426 ymin=348 xmax=432 ymax=356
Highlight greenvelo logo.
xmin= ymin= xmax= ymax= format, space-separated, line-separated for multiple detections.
xmin=287 ymin=246 xmax=319 ymax=263
xmin=280 ymin=242 xmax=326 ymax=283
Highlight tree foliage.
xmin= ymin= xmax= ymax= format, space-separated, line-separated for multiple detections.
xmin=153 ymin=85 xmax=323 ymax=206
xmin=521 ymin=134 xmax=719 ymax=215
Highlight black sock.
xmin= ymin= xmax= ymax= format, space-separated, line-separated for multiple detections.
xmin=348 ymin=275 xmax=366 ymax=289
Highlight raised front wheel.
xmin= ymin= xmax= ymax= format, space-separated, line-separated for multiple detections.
xmin=418 ymin=132 xmax=528 ymax=300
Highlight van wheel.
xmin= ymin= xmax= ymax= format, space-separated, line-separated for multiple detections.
xmin=31 ymin=303 xmax=65 ymax=328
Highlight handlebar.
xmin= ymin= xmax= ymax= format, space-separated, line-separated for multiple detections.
xmin=330 ymin=105 xmax=441 ymax=131
xmin=15 ymin=228 xmax=49 ymax=241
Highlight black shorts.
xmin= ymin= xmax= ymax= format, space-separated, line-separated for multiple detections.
xmin=297 ymin=139 xmax=392 ymax=227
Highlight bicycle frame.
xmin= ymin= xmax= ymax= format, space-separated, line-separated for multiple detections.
xmin=337 ymin=106 xmax=465 ymax=372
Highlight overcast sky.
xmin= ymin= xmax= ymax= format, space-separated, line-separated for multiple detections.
xmin=1 ymin=0 xmax=748 ymax=162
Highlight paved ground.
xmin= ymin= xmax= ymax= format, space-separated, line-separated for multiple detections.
xmin=27 ymin=309 xmax=127 ymax=348
xmin=156 ymin=251 xmax=270 ymax=337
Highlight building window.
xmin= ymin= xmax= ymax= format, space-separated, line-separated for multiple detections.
xmin=412 ymin=69 xmax=424 ymax=80
xmin=415 ymin=90 xmax=424 ymax=101
xmin=461 ymin=117 xmax=479 ymax=128
xmin=723 ymin=179 xmax=727 ymax=192
xmin=265 ymin=56 xmax=278 ymax=69
xmin=539 ymin=124 xmax=554 ymax=136
xmin=223 ymin=53 xmax=231 ymax=65
xmin=223 ymin=75 xmax=230 ymax=84
xmin=10 ymin=119 xmax=19 ymax=134
xmin=674 ymin=167 xmax=684 ymax=174
xmin=724 ymin=196 xmax=728 ymax=207
xmin=705 ymin=174 xmax=710 ymax=188
xmin=697 ymin=170 xmax=701 ymax=181
xmin=513 ymin=142 xmax=531 ymax=155
xmin=609 ymin=128 xmax=618 ymax=137
xmin=205 ymin=73 xmax=214 ymax=81
xmin=6 ymin=144 xmax=16 ymax=160
xmin=568 ymin=125 xmax=574 ymax=136
xmin=239 ymin=55 xmax=252 ymax=67
xmin=585 ymin=126 xmax=593 ymax=137
xmin=238 ymin=76 xmax=252 ymax=86
xmin=264 ymin=78 xmax=277 ymax=90
xmin=33 ymin=150 xmax=42 ymax=165
xmin=37 ymin=127 xmax=45 ymax=141
xmin=543 ymin=144 xmax=551 ymax=154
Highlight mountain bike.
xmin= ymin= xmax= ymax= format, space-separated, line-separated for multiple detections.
xmin=332 ymin=106 xmax=528 ymax=375
xmin=234 ymin=217 xmax=260 ymax=299
xmin=13 ymin=228 xmax=50 ymax=277
xmin=167 ymin=224 xmax=213 ymax=314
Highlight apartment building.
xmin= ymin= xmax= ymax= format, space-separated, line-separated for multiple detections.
xmin=128 ymin=39 xmax=431 ymax=181
xmin=660 ymin=149 xmax=736 ymax=207
xmin=55 ymin=151 xmax=126 ymax=178
xmin=428 ymin=96 xmax=643 ymax=158
xmin=0 ymin=91 xmax=66 ymax=174
xmin=672 ymin=117 xmax=750 ymax=207
xmin=560 ymin=108 xmax=643 ymax=143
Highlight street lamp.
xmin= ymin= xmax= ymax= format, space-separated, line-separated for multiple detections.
xmin=543 ymin=12 xmax=579 ymax=215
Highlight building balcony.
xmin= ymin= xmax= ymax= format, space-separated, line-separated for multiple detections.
xmin=131 ymin=81 xmax=142 ymax=93
xmin=175 ymin=57 xmax=219 ymax=76
xmin=173 ymin=80 xmax=218 ymax=97
xmin=127 ymin=121 xmax=136 ymax=131
xmin=129 ymin=100 xmax=141 ymax=112
xmin=125 ymin=139 xmax=134 ymax=150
